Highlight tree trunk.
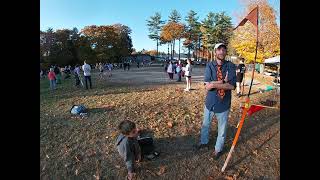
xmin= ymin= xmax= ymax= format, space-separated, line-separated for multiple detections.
xmin=198 ymin=37 xmax=201 ymax=60
xmin=194 ymin=41 xmax=197 ymax=61
xmin=179 ymin=39 xmax=181 ymax=60
xmin=167 ymin=43 xmax=170 ymax=59
xmin=156 ymin=39 xmax=158 ymax=57
xmin=188 ymin=45 xmax=190 ymax=59
xmin=170 ymin=41 xmax=173 ymax=60
xmin=173 ymin=39 xmax=175 ymax=60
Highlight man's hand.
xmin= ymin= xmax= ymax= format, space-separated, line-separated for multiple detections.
xmin=205 ymin=82 xmax=215 ymax=91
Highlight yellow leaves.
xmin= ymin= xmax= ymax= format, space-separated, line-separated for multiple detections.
xmin=231 ymin=1 xmax=280 ymax=62
xmin=110 ymin=131 xmax=118 ymax=138
xmin=160 ymin=22 xmax=185 ymax=41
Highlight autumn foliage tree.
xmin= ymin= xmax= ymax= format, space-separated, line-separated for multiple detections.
xmin=230 ymin=0 xmax=280 ymax=63
xmin=81 ymin=25 xmax=119 ymax=63
xmin=40 ymin=23 xmax=133 ymax=68
xmin=145 ymin=50 xmax=158 ymax=56
xmin=40 ymin=28 xmax=81 ymax=67
xmin=160 ymin=22 xmax=185 ymax=59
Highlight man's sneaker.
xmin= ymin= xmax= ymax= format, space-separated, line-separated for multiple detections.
xmin=193 ymin=143 xmax=209 ymax=151
xmin=213 ymin=150 xmax=222 ymax=160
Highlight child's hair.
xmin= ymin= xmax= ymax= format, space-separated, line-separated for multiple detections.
xmin=118 ymin=120 xmax=136 ymax=135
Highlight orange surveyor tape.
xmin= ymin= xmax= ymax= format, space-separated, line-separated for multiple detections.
xmin=232 ymin=97 xmax=250 ymax=147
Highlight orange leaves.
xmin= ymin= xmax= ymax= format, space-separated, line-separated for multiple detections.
xmin=80 ymin=24 xmax=133 ymax=60
xmin=167 ymin=121 xmax=174 ymax=128
xmin=157 ymin=165 xmax=166 ymax=175
xmin=144 ymin=50 xmax=158 ymax=56
xmin=160 ymin=22 xmax=185 ymax=42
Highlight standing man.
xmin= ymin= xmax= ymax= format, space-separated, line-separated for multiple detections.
xmin=194 ymin=43 xmax=236 ymax=160
xmin=82 ymin=61 xmax=92 ymax=89
xmin=236 ymin=58 xmax=246 ymax=97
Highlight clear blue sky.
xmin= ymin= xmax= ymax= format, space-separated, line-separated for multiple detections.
xmin=40 ymin=0 xmax=279 ymax=53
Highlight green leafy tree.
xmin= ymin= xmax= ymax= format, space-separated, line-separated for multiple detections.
xmin=146 ymin=12 xmax=165 ymax=57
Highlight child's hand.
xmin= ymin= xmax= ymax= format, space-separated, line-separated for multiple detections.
xmin=127 ymin=172 xmax=136 ymax=180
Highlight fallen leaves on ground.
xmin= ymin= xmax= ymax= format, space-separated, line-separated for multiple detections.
xmin=40 ymin=70 xmax=280 ymax=179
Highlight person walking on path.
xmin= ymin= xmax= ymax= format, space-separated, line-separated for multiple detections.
xmin=166 ymin=61 xmax=174 ymax=80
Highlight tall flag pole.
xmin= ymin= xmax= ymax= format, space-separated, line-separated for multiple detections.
xmin=221 ymin=6 xmax=259 ymax=172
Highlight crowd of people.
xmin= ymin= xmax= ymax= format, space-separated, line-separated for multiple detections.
xmin=42 ymin=61 xmax=113 ymax=91
xmin=164 ymin=59 xmax=193 ymax=91
xmin=41 ymin=59 xmax=161 ymax=92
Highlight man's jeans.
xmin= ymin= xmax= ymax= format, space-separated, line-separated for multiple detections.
xmin=200 ymin=106 xmax=230 ymax=153
xmin=50 ymin=80 xmax=56 ymax=90
xmin=84 ymin=76 xmax=92 ymax=89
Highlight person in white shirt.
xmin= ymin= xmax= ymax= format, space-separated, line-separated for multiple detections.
xmin=82 ymin=61 xmax=92 ymax=89
xmin=184 ymin=59 xmax=192 ymax=91
xmin=166 ymin=61 xmax=174 ymax=80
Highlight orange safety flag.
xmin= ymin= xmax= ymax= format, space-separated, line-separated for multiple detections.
xmin=234 ymin=6 xmax=258 ymax=30
xmin=241 ymin=104 xmax=265 ymax=116
xmin=247 ymin=104 xmax=265 ymax=116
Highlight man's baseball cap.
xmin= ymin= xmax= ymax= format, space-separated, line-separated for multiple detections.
xmin=214 ymin=43 xmax=227 ymax=50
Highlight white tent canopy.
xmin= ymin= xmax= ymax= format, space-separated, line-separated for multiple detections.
xmin=264 ymin=55 xmax=280 ymax=64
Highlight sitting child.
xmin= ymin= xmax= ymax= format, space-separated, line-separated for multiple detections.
xmin=116 ymin=120 xmax=159 ymax=180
